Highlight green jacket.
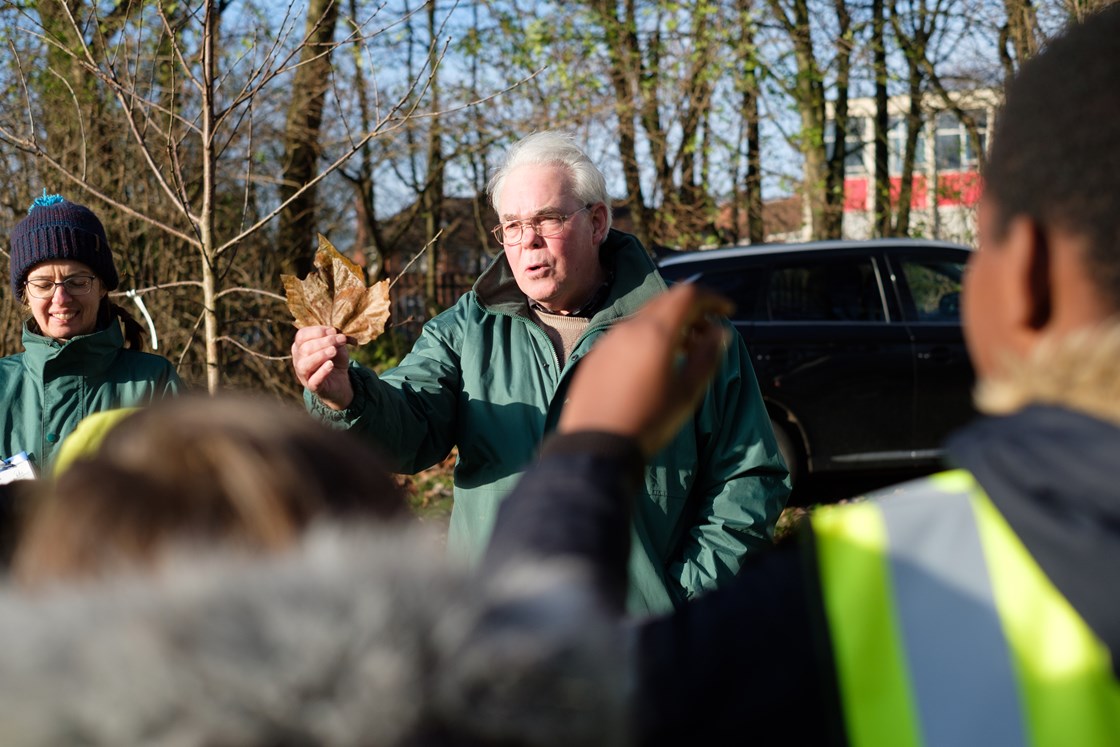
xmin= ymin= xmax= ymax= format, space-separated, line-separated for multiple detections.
xmin=309 ymin=230 xmax=790 ymax=613
xmin=0 ymin=319 xmax=183 ymax=474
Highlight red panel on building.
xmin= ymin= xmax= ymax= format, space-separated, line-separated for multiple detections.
xmin=844 ymin=178 xmax=868 ymax=212
xmin=889 ymin=175 xmax=928 ymax=209
xmin=937 ymin=172 xmax=983 ymax=207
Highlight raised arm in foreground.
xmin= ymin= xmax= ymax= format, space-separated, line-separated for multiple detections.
xmin=484 ymin=285 xmax=732 ymax=608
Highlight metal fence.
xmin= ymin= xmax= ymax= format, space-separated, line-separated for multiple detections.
xmin=387 ymin=271 xmax=476 ymax=340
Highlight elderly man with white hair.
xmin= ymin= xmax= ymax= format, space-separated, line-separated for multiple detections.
xmin=291 ymin=131 xmax=789 ymax=614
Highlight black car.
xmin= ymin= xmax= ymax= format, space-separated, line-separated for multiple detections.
xmin=657 ymin=239 xmax=975 ymax=487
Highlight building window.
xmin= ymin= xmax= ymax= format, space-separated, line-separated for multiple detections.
xmin=934 ymin=109 xmax=988 ymax=172
xmin=888 ymin=116 xmax=927 ymax=175
xmin=826 ymin=117 xmax=868 ymax=176
xmin=963 ymin=109 xmax=988 ymax=167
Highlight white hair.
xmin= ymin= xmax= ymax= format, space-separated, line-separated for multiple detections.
xmin=487 ymin=131 xmax=613 ymax=233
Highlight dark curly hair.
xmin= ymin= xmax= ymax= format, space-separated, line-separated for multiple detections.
xmin=983 ymin=5 xmax=1120 ymax=309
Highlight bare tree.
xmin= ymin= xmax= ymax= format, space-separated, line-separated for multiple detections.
xmin=1 ymin=0 xmax=447 ymax=393
xmin=719 ymin=0 xmax=768 ymax=245
xmin=585 ymin=0 xmax=656 ymax=246
xmin=999 ymin=0 xmax=1043 ymax=81
xmin=767 ymin=0 xmax=854 ymax=239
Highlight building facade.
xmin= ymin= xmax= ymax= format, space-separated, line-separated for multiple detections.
xmin=826 ymin=89 xmax=1000 ymax=244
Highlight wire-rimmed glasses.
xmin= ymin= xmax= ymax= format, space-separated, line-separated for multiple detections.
xmin=490 ymin=205 xmax=592 ymax=246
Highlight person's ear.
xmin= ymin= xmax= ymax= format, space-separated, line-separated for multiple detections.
xmin=590 ymin=202 xmax=609 ymax=244
xmin=1003 ymin=215 xmax=1052 ymax=334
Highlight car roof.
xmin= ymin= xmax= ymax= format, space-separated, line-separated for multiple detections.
xmin=657 ymin=238 xmax=974 ymax=268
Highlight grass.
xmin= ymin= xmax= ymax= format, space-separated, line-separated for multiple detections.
xmin=400 ymin=449 xmax=818 ymax=549
xmin=398 ymin=451 xmax=455 ymax=529
xmin=775 ymin=505 xmax=812 ymax=542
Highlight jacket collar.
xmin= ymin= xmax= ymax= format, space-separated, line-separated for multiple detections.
xmin=972 ymin=321 xmax=1120 ymax=426
xmin=472 ymin=229 xmax=666 ymax=323
xmin=20 ymin=317 xmax=125 ymax=376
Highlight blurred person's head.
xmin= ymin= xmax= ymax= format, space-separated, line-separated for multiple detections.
xmin=965 ymin=6 xmax=1120 ymax=380
xmin=1 ymin=395 xmax=626 ymax=747
xmin=13 ymin=394 xmax=406 ymax=586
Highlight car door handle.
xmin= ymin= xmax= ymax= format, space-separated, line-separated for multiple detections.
xmin=757 ymin=349 xmax=790 ymax=365
xmin=918 ymin=347 xmax=954 ymax=362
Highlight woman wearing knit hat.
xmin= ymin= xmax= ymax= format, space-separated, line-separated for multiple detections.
xmin=0 ymin=192 xmax=183 ymax=477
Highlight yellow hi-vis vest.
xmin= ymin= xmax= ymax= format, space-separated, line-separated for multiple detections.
xmin=812 ymin=469 xmax=1120 ymax=747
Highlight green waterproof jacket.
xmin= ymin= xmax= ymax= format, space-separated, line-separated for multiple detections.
xmin=309 ymin=230 xmax=790 ymax=613
xmin=0 ymin=319 xmax=183 ymax=474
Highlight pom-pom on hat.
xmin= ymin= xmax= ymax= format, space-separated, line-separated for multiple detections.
xmin=9 ymin=191 xmax=119 ymax=299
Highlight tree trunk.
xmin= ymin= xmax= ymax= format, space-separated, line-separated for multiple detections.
xmin=893 ymin=66 xmax=925 ymax=236
xmin=591 ymin=0 xmax=650 ymax=247
xmin=822 ymin=0 xmax=853 ymax=239
xmin=891 ymin=0 xmax=934 ymax=237
xmin=423 ymin=0 xmax=444 ymax=318
xmin=737 ymin=1 xmax=765 ymax=245
xmin=1000 ymin=0 xmax=1041 ymax=82
xmin=278 ymin=0 xmax=340 ymax=278
xmin=200 ymin=0 xmax=220 ymax=393
xmin=769 ymin=0 xmax=827 ymax=238
xmin=872 ymin=0 xmax=892 ymax=237
xmin=676 ymin=0 xmax=717 ymax=245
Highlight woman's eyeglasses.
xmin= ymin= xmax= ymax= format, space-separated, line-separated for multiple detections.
xmin=24 ymin=275 xmax=98 ymax=299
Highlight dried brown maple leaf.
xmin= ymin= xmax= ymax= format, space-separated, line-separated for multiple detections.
xmin=281 ymin=234 xmax=391 ymax=345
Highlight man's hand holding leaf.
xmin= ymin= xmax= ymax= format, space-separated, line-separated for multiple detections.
xmin=282 ymin=234 xmax=391 ymax=344
xmin=285 ymin=235 xmax=392 ymax=410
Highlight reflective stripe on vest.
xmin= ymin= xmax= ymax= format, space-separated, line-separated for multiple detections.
xmin=813 ymin=469 xmax=1120 ymax=747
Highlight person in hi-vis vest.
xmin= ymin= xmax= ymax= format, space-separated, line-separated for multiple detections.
xmin=481 ymin=7 xmax=1120 ymax=745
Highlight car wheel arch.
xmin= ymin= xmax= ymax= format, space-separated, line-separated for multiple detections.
xmin=766 ymin=405 xmax=807 ymax=489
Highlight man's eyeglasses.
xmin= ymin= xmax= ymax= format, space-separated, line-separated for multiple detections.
xmin=24 ymin=275 xmax=98 ymax=299
xmin=491 ymin=205 xmax=592 ymax=246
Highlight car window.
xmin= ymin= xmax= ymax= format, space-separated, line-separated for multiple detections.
xmin=900 ymin=260 xmax=964 ymax=322
xmin=766 ymin=258 xmax=885 ymax=322
xmin=663 ymin=263 xmax=770 ymax=322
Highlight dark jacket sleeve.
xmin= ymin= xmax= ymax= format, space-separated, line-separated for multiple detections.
xmin=633 ymin=532 xmax=847 ymax=746
xmin=483 ymin=429 xmax=845 ymax=746
xmin=482 ymin=431 xmax=644 ymax=614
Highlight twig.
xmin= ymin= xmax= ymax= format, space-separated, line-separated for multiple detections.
xmin=217 ymin=335 xmax=293 ymax=361
xmin=388 ymin=229 xmax=442 ymax=291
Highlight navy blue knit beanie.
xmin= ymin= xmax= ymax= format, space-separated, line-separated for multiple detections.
xmin=9 ymin=192 xmax=120 ymax=300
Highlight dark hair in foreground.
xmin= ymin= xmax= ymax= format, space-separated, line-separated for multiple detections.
xmin=983 ymin=5 xmax=1120 ymax=308
xmin=13 ymin=394 xmax=407 ymax=585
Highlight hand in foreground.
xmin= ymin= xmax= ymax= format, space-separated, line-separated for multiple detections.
xmin=559 ymin=283 xmax=733 ymax=458
xmin=291 ymin=326 xmax=355 ymax=411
